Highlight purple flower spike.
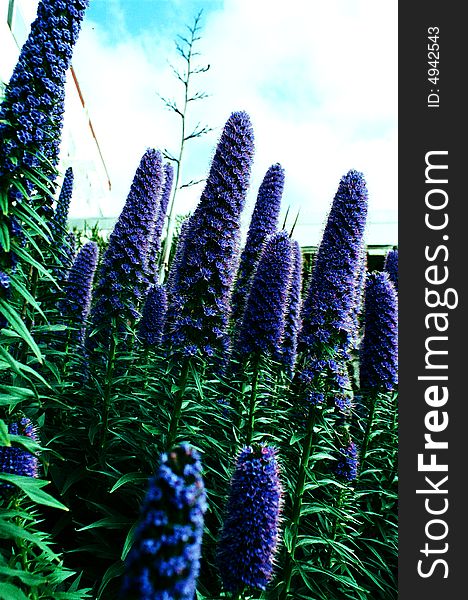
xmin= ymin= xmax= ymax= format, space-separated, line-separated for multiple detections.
xmin=60 ymin=241 xmax=99 ymax=345
xmin=88 ymin=149 xmax=163 ymax=345
xmin=280 ymin=240 xmax=303 ymax=374
xmin=51 ymin=167 xmax=74 ymax=237
xmin=230 ymin=163 xmax=285 ymax=328
xmin=0 ymin=0 xmax=89 ymax=217
xmin=359 ymin=272 xmax=398 ymax=393
xmin=121 ymin=444 xmax=207 ymax=600
xmin=350 ymin=245 xmax=367 ymax=349
xmin=217 ymin=445 xmax=283 ymax=592
xmin=0 ymin=418 xmax=39 ymax=493
xmin=333 ymin=441 xmax=358 ymax=482
xmin=166 ymin=111 xmax=255 ymax=360
xmin=299 ymin=170 xmax=368 ymax=358
xmin=148 ymin=163 xmax=174 ymax=284
xmin=138 ymin=284 xmax=167 ymax=347
xmin=237 ymin=231 xmax=292 ymax=358
xmin=384 ymin=248 xmax=398 ymax=291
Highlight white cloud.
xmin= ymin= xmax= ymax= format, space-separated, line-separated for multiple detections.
xmin=71 ymin=0 xmax=397 ymax=245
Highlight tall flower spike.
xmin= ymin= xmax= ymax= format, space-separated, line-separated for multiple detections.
xmin=0 ymin=0 xmax=89 ymax=217
xmin=88 ymin=149 xmax=163 ymax=345
xmin=148 ymin=163 xmax=174 ymax=284
xmin=280 ymin=240 xmax=303 ymax=374
xmin=230 ymin=163 xmax=285 ymax=329
xmin=59 ymin=241 xmax=99 ymax=345
xmin=0 ymin=418 xmax=39 ymax=493
xmin=138 ymin=284 xmax=167 ymax=347
xmin=165 ymin=217 xmax=191 ymax=298
xmin=384 ymin=248 xmax=398 ymax=291
xmin=51 ymin=167 xmax=74 ymax=238
xmin=299 ymin=170 xmax=368 ymax=358
xmin=120 ymin=444 xmax=207 ymax=600
xmin=237 ymin=231 xmax=292 ymax=359
xmin=217 ymin=445 xmax=282 ymax=593
xmin=350 ymin=244 xmax=367 ymax=349
xmin=166 ymin=111 xmax=255 ymax=360
xmin=359 ymin=271 xmax=398 ymax=393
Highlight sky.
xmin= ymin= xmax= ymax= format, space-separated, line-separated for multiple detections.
xmin=70 ymin=0 xmax=398 ymax=246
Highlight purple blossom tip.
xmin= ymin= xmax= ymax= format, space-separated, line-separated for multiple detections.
xmin=89 ymin=149 xmax=164 ymax=342
xmin=333 ymin=441 xmax=358 ymax=482
xmin=231 ymin=163 xmax=285 ymax=328
xmin=165 ymin=112 xmax=255 ymax=360
xmin=60 ymin=241 xmax=99 ymax=345
xmin=217 ymin=445 xmax=282 ymax=592
xmin=359 ymin=271 xmax=398 ymax=393
xmin=279 ymin=240 xmax=303 ymax=374
xmin=138 ymin=284 xmax=167 ymax=347
xmin=384 ymin=248 xmax=398 ymax=291
xmin=0 ymin=418 xmax=39 ymax=492
xmin=299 ymin=169 xmax=368 ymax=358
xmin=121 ymin=444 xmax=206 ymax=600
xmin=237 ymin=231 xmax=292 ymax=358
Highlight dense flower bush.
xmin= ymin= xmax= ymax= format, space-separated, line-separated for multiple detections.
xmin=0 ymin=4 xmax=398 ymax=599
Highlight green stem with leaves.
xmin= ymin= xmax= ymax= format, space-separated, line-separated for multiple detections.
xmin=167 ymin=358 xmax=190 ymax=449
xmin=327 ymin=488 xmax=345 ymax=568
xmin=359 ymin=392 xmax=378 ymax=476
xmin=100 ymin=329 xmax=117 ymax=448
xmin=280 ymin=409 xmax=317 ymax=599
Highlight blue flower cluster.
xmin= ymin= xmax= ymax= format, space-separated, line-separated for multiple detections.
xmin=88 ymin=149 xmax=163 ymax=346
xmin=60 ymin=241 xmax=99 ymax=345
xmin=121 ymin=444 xmax=206 ymax=600
xmin=359 ymin=272 xmax=398 ymax=392
xmin=384 ymin=248 xmax=398 ymax=291
xmin=138 ymin=285 xmax=167 ymax=347
xmin=217 ymin=445 xmax=282 ymax=592
xmin=165 ymin=112 xmax=255 ymax=360
xmin=0 ymin=418 xmax=39 ymax=492
xmin=280 ymin=240 xmax=303 ymax=374
xmin=299 ymin=170 xmax=368 ymax=358
xmin=230 ymin=163 xmax=285 ymax=329
xmin=147 ymin=163 xmax=174 ymax=284
xmin=333 ymin=441 xmax=358 ymax=482
xmin=237 ymin=231 xmax=292 ymax=359
xmin=0 ymin=0 xmax=89 ymax=216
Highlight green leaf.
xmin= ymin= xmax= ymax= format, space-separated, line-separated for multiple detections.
xmin=0 ymin=582 xmax=30 ymax=600
xmin=0 ymin=474 xmax=69 ymax=510
xmin=0 ymin=420 xmax=9 ymax=446
xmin=109 ymin=472 xmax=148 ymax=493
xmin=0 ymin=298 xmax=43 ymax=362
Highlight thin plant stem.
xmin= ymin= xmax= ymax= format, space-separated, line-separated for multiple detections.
xmin=167 ymin=358 xmax=190 ymax=449
xmin=160 ymin=12 xmax=205 ymax=282
xmin=100 ymin=327 xmax=117 ymax=448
